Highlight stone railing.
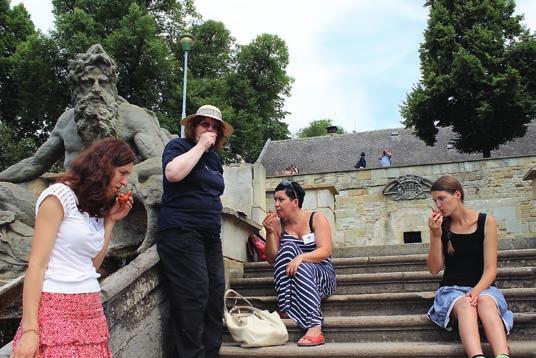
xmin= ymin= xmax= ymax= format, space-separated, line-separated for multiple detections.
xmin=0 ymin=206 xmax=261 ymax=357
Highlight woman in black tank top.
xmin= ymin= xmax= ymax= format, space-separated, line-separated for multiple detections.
xmin=427 ymin=175 xmax=512 ymax=358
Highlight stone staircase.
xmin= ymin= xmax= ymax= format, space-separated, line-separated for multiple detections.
xmin=221 ymin=244 xmax=536 ymax=357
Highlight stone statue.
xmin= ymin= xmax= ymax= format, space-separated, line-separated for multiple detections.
xmin=0 ymin=45 xmax=172 ymax=276
xmin=0 ymin=44 xmax=170 ymax=182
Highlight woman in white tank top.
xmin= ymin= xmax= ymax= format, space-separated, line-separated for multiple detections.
xmin=11 ymin=138 xmax=135 ymax=358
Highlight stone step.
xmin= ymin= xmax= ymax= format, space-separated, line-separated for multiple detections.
xmin=0 ymin=276 xmax=23 ymax=319
xmin=242 ymin=288 xmax=536 ymax=316
xmin=243 ymin=249 xmax=536 ymax=277
xmin=220 ymin=341 xmax=536 ymax=358
xmin=223 ymin=313 xmax=536 ymax=344
xmin=232 ymin=267 xmax=536 ymax=296
xmin=331 ymin=237 xmax=536 ymax=258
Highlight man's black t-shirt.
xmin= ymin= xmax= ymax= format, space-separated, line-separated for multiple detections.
xmin=158 ymin=138 xmax=224 ymax=234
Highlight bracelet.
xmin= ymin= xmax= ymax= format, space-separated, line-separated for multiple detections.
xmin=22 ymin=328 xmax=39 ymax=336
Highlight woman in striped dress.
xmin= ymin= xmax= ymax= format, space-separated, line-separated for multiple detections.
xmin=263 ymin=180 xmax=336 ymax=346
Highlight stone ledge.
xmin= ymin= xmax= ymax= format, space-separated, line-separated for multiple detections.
xmin=0 ymin=275 xmax=23 ymax=298
xmin=245 ymin=287 xmax=536 ymax=304
xmin=220 ymin=341 xmax=536 ymax=357
xmin=266 ymin=183 xmax=338 ymax=195
xmin=523 ymin=168 xmax=536 ymax=180
xmin=224 ymin=313 xmax=534 ymax=342
xmin=332 ymin=237 xmax=536 ymax=257
xmin=101 ymin=245 xmax=160 ymax=302
xmin=282 ymin=312 xmax=534 ymax=328
xmin=232 ymin=266 xmax=536 ymax=286
xmin=245 ymin=248 xmax=536 ymax=271
xmin=222 ymin=207 xmax=262 ymax=231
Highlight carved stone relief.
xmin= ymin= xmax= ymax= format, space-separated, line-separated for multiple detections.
xmin=383 ymin=175 xmax=432 ymax=201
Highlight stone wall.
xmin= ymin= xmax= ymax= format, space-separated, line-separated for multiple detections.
xmin=222 ymin=163 xmax=266 ymax=225
xmin=524 ymin=168 xmax=536 ymax=198
xmin=266 ymin=156 xmax=536 ymax=248
xmin=265 ymin=184 xmax=337 ymax=231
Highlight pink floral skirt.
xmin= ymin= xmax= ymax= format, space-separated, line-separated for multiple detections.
xmin=13 ymin=292 xmax=111 ymax=358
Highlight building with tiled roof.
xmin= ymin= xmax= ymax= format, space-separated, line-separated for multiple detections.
xmin=258 ymin=122 xmax=536 ymax=176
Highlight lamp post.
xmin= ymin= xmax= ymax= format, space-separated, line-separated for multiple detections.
xmin=179 ymin=34 xmax=194 ymax=137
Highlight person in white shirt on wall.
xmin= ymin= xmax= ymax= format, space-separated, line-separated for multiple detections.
xmin=11 ymin=137 xmax=134 ymax=358
xmin=378 ymin=149 xmax=392 ymax=167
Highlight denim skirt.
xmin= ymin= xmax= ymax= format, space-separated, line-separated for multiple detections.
xmin=427 ymin=285 xmax=514 ymax=334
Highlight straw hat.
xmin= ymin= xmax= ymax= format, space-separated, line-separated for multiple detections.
xmin=181 ymin=105 xmax=233 ymax=137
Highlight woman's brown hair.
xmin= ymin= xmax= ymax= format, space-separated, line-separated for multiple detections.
xmin=431 ymin=175 xmax=465 ymax=255
xmin=59 ymin=137 xmax=135 ymax=217
xmin=430 ymin=175 xmax=464 ymax=202
xmin=184 ymin=117 xmax=226 ymax=150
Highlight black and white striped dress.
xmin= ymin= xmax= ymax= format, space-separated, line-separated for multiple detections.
xmin=273 ymin=212 xmax=337 ymax=329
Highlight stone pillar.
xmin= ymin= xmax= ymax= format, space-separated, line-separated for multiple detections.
xmin=222 ymin=164 xmax=254 ymax=218
xmin=251 ymin=163 xmax=266 ymax=225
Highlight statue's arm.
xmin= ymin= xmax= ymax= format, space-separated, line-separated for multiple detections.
xmin=132 ymin=156 xmax=162 ymax=183
xmin=0 ymin=134 xmax=64 ymax=183
xmin=133 ymin=130 xmax=164 ymax=161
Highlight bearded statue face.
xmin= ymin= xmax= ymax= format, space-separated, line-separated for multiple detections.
xmin=73 ymin=65 xmax=119 ymax=146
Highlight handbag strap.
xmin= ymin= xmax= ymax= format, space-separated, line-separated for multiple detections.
xmin=224 ymin=289 xmax=254 ymax=316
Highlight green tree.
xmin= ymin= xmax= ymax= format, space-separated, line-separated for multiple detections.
xmin=401 ymin=0 xmax=536 ymax=157
xmin=225 ymin=34 xmax=292 ymax=162
xmin=0 ymin=1 xmax=54 ymax=170
xmin=0 ymin=123 xmax=38 ymax=170
xmin=297 ymin=119 xmax=345 ymax=138
xmin=9 ymin=34 xmax=69 ymax=140
xmin=185 ymin=31 xmax=292 ymax=163
xmin=169 ymin=20 xmax=236 ymax=135
xmin=104 ymin=3 xmax=177 ymax=111
xmin=1 ymin=1 xmax=293 ymax=167
xmin=52 ymin=0 xmax=198 ymax=47
xmin=0 ymin=0 xmax=35 ymax=127
xmin=52 ymin=0 xmax=191 ymax=118
xmin=188 ymin=20 xmax=234 ymax=79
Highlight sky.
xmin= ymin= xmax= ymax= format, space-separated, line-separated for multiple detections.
xmin=11 ymin=0 xmax=536 ymax=136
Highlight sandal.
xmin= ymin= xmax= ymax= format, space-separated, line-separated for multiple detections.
xmin=297 ymin=333 xmax=325 ymax=347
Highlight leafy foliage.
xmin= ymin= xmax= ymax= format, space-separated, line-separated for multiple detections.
xmin=0 ymin=0 xmax=293 ymax=170
xmin=297 ymin=119 xmax=345 ymax=138
xmin=0 ymin=122 xmax=39 ymax=170
xmin=401 ymin=0 xmax=536 ymax=157
xmin=224 ymin=34 xmax=292 ymax=162
xmin=0 ymin=0 xmax=67 ymax=170
xmin=0 ymin=0 xmax=34 ymax=129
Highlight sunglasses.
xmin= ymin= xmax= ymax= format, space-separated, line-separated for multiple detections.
xmin=280 ymin=180 xmax=297 ymax=199
xmin=198 ymin=120 xmax=222 ymax=132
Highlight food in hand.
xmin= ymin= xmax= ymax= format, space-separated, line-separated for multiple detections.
xmin=117 ymin=191 xmax=133 ymax=204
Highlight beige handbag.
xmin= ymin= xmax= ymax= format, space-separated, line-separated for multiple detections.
xmin=224 ymin=289 xmax=288 ymax=348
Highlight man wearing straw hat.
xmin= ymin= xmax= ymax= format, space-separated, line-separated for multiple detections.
xmin=156 ymin=104 xmax=233 ymax=358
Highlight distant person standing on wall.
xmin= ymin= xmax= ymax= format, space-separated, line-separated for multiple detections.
xmin=378 ymin=149 xmax=392 ymax=167
xmin=354 ymin=152 xmax=367 ymax=169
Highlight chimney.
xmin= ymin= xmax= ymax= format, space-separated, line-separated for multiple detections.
xmin=326 ymin=125 xmax=338 ymax=134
